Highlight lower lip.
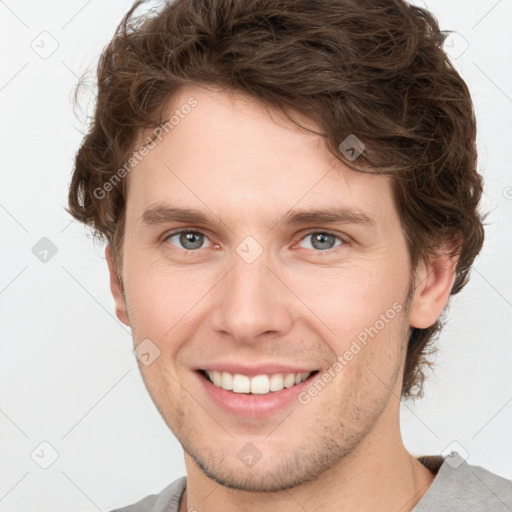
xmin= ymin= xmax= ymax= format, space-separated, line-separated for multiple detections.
xmin=196 ymin=371 xmax=318 ymax=418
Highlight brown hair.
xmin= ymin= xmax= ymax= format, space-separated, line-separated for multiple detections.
xmin=66 ymin=0 xmax=484 ymax=398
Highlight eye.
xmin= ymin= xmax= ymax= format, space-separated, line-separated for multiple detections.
xmin=162 ymin=229 xmax=345 ymax=254
xmin=165 ymin=230 xmax=210 ymax=251
xmin=297 ymin=231 xmax=344 ymax=252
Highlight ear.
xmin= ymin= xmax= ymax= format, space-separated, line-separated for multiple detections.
xmin=105 ymin=244 xmax=130 ymax=326
xmin=409 ymin=249 xmax=458 ymax=329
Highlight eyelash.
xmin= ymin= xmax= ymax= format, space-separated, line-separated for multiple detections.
xmin=162 ymin=228 xmax=348 ymax=256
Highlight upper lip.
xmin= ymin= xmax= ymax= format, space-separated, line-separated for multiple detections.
xmin=198 ymin=363 xmax=318 ymax=377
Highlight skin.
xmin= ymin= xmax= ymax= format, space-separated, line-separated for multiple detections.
xmin=106 ymin=85 xmax=457 ymax=511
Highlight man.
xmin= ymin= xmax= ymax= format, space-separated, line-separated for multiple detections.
xmin=66 ymin=0 xmax=512 ymax=510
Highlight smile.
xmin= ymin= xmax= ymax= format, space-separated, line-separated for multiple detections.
xmin=201 ymin=370 xmax=314 ymax=395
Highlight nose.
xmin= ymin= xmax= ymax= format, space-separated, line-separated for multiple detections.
xmin=210 ymin=249 xmax=293 ymax=344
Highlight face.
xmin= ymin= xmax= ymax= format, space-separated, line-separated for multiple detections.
xmin=106 ymin=85 xmax=438 ymax=492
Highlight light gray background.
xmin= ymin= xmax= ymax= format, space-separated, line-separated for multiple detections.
xmin=0 ymin=0 xmax=511 ymax=511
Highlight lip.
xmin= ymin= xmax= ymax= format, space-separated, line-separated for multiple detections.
xmin=195 ymin=369 xmax=319 ymax=418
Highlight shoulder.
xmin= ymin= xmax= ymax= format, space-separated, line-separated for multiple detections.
xmin=108 ymin=476 xmax=187 ymax=512
xmin=415 ymin=453 xmax=512 ymax=511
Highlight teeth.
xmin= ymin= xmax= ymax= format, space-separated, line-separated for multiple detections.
xmin=221 ymin=371 xmax=233 ymax=390
xmin=233 ymin=373 xmax=250 ymax=393
xmin=212 ymin=371 xmax=222 ymax=387
xmin=205 ymin=370 xmax=311 ymax=395
xmin=270 ymin=373 xmax=285 ymax=391
xmin=284 ymin=373 xmax=296 ymax=388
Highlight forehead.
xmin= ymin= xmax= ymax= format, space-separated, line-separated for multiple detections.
xmin=125 ymin=85 xmax=396 ymax=226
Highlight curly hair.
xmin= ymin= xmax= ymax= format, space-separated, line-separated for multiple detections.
xmin=66 ymin=0 xmax=484 ymax=398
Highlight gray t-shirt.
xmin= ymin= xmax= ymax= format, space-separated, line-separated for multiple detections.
xmin=111 ymin=453 xmax=512 ymax=511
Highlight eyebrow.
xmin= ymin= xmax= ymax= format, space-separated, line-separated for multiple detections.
xmin=138 ymin=203 xmax=375 ymax=229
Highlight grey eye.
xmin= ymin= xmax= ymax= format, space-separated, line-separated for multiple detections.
xmin=299 ymin=232 xmax=342 ymax=251
xmin=168 ymin=231 xmax=207 ymax=250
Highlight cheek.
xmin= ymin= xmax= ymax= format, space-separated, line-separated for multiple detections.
xmin=287 ymin=261 xmax=409 ymax=337
xmin=287 ymin=260 xmax=410 ymax=397
xmin=123 ymin=262 xmax=201 ymax=417
xmin=312 ymin=306 xmax=407 ymax=423
xmin=124 ymin=259 xmax=213 ymax=343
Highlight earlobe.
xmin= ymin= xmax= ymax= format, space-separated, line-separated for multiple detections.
xmin=409 ymin=252 xmax=458 ymax=329
xmin=105 ymin=244 xmax=130 ymax=326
